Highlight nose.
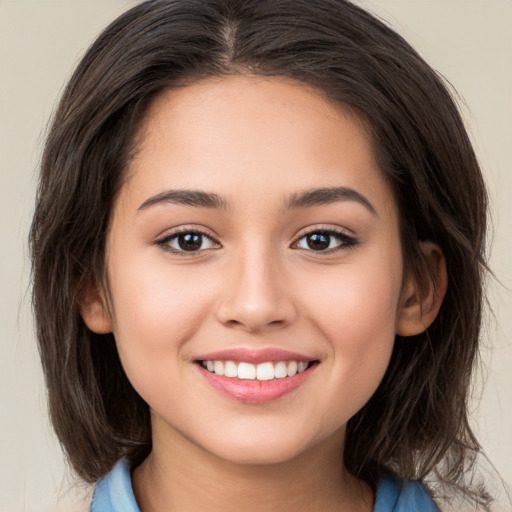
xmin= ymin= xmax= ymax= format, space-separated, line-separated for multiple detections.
xmin=215 ymin=246 xmax=297 ymax=333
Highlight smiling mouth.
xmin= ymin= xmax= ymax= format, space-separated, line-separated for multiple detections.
xmin=194 ymin=348 xmax=319 ymax=402
xmin=199 ymin=360 xmax=316 ymax=381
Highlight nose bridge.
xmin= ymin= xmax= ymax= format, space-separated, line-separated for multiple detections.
xmin=215 ymin=238 xmax=295 ymax=331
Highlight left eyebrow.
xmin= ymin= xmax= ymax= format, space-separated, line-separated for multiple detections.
xmin=285 ymin=186 xmax=377 ymax=216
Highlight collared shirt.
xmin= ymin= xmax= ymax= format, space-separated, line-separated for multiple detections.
xmin=91 ymin=458 xmax=439 ymax=512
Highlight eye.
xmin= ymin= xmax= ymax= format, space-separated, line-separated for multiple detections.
xmin=294 ymin=229 xmax=357 ymax=252
xmin=157 ymin=230 xmax=220 ymax=254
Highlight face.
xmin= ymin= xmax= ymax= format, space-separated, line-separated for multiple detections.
xmin=100 ymin=76 xmax=406 ymax=465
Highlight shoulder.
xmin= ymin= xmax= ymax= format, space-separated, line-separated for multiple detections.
xmin=90 ymin=458 xmax=140 ymax=512
xmin=374 ymin=474 xmax=439 ymax=512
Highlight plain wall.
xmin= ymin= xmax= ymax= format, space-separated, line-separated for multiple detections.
xmin=0 ymin=1 xmax=510 ymax=510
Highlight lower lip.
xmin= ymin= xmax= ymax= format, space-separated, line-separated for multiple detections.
xmin=197 ymin=363 xmax=317 ymax=403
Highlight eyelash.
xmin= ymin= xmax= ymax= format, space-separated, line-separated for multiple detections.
xmin=155 ymin=227 xmax=359 ymax=256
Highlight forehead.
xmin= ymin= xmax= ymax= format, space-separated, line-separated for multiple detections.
xmin=138 ymin=76 xmax=370 ymax=161
xmin=122 ymin=75 xmax=396 ymax=220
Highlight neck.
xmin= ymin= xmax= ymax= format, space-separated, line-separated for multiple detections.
xmin=132 ymin=417 xmax=374 ymax=512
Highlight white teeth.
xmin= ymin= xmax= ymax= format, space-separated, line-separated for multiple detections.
xmin=202 ymin=359 xmax=311 ymax=380
xmin=256 ymin=362 xmax=274 ymax=381
xmin=224 ymin=360 xmax=238 ymax=378
xmin=286 ymin=361 xmax=298 ymax=377
xmin=213 ymin=360 xmax=225 ymax=376
xmin=238 ymin=362 xmax=256 ymax=380
xmin=274 ymin=361 xmax=288 ymax=379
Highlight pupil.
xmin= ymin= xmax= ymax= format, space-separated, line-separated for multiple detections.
xmin=307 ymin=233 xmax=330 ymax=250
xmin=178 ymin=233 xmax=202 ymax=251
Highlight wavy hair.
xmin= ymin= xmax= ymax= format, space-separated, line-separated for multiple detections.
xmin=30 ymin=0 xmax=488 ymax=503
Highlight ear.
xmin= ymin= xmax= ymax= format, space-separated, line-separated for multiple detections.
xmin=79 ymin=280 xmax=113 ymax=334
xmin=396 ymin=242 xmax=447 ymax=337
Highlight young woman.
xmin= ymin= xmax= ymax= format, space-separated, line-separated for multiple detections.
xmin=30 ymin=1 xmax=501 ymax=510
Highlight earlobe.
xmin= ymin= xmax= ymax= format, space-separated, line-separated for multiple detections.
xmin=79 ymin=281 xmax=113 ymax=334
xmin=396 ymin=242 xmax=447 ymax=337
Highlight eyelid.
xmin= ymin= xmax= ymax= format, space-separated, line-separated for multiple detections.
xmin=153 ymin=223 xmax=219 ymax=240
xmin=294 ymin=224 xmax=356 ymax=239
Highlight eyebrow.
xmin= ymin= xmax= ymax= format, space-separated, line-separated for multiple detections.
xmin=137 ymin=186 xmax=377 ymax=216
xmin=138 ymin=189 xmax=228 ymax=212
xmin=285 ymin=187 xmax=377 ymax=216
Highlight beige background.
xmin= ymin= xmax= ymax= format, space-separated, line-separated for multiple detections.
xmin=0 ymin=1 xmax=510 ymax=510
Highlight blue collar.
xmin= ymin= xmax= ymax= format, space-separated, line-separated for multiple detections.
xmin=91 ymin=458 xmax=439 ymax=512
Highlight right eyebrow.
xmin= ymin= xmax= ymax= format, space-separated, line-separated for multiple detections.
xmin=137 ymin=189 xmax=229 ymax=212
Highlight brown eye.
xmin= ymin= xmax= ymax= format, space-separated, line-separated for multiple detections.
xmin=304 ymin=233 xmax=331 ymax=251
xmin=295 ymin=230 xmax=357 ymax=252
xmin=159 ymin=231 xmax=219 ymax=253
xmin=177 ymin=233 xmax=203 ymax=251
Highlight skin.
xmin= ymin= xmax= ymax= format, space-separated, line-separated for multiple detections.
xmin=81 ymin=76 xmax=446 ymax=511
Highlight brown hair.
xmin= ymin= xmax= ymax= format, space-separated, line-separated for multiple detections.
xmin=30 ymin=0 xmax=488 ymax=501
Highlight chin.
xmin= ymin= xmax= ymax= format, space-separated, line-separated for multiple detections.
xmin=199 ymin=427 xmax=323 ymax=467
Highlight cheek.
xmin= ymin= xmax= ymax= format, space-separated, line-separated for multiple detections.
xmin=107 ymin=256 xmax=214 ymax=378
xmin=296 ymin=253 xmax=402 ymax=418
xmin=300 ymin=254 xmax=401 ymax=341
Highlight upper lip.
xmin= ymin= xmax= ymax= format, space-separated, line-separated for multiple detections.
xmin=194 ymin=347 xmax=315 ymax=365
